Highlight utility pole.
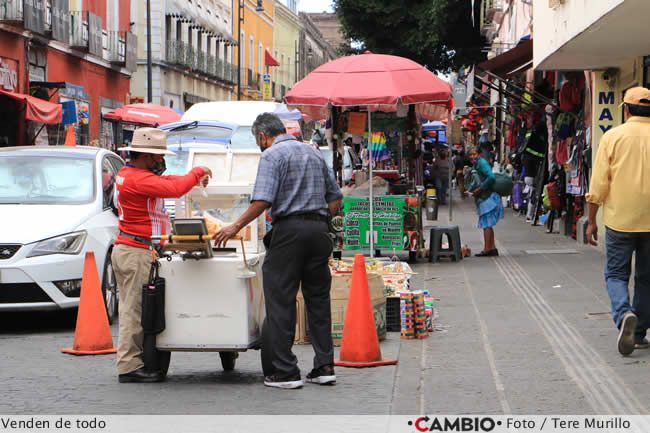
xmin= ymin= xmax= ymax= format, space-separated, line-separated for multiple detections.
xmin=146 ymin=0 xmax=152 ymax=103
xmin=237 ymin=0 xmax=244 ymax=101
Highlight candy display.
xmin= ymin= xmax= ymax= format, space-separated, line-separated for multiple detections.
xmin=400 ymin=292 xmax=415 ymax=340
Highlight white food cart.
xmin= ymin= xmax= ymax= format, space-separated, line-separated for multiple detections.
xmin=152 ymin=149 xmax=266 ymax=374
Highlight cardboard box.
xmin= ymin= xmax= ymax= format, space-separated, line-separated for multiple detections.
xmin=294 ymin=291 xmax=310 ymax=344
xmin=296 ymin=272 xmax=386 ymax=346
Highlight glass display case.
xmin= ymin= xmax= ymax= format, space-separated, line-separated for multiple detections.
xmin=173 ymin=149 xmax=265 ymax=254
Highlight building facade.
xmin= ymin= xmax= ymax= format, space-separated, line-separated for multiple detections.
xmin=235 ymin=0 xmax=275 ymax=101
xmin=306 ymin=12 xmax=345 ymax=54
xmin=533 ymin=0 xmax=650 ymax=240
xmin=131 ymin=0 xmax=237 ymax=111
xmin=272 ymin=0 xmax=301 ymax=101
xmin=298 ymin=12 xmax=335 ymax=81
xmin=0 ymin=0 xmax=136 ymax=146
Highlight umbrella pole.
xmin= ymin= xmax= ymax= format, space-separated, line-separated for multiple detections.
xmin=448 ymin=110 xmax=453 ymax=222
xmin=368 ymin=107 xmax=374 ymax=258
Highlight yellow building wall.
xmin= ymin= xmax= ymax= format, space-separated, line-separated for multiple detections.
xmin=235 ymin=0 xmax=275 ymax=100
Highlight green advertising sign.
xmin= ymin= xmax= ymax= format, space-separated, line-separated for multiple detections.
xmin=343 ymin=195 xmax=406 ymax=250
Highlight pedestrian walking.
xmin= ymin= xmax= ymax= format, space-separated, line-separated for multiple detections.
xmin=433 ymin=148 xmax=451 ymax=205
xmin=214 ymin=113 xmax=343 ymax=390
xmin=113 ymin=128 xmax=211 ymax=383
xmin=466 ymin=147 xmax=503 ymax=257
xmin=586 ymin=86 xmax=650 ymax=356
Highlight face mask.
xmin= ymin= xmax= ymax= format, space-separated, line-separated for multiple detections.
xmin=150 ymin=158 xmax=166 ymax=176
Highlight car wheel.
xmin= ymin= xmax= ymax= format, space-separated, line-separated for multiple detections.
xmin=102 ymin=252 xmax=118 ymax=325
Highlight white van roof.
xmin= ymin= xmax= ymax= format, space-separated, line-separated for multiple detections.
xmin=181 ymin=101 xmax=294 ymax=126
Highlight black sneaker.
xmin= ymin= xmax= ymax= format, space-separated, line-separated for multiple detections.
xmin=263 ymin=372 xmax=303 ymax=389
xmin=118 ymin=367 xmax=164 ymax=383
xmin=306 ymin=365 xmax=336 ymax=385
xmin=618 ymin=312 xmax=637 ymax=356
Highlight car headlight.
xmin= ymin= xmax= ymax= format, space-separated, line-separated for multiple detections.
xmin=27 ymin=231 xmax=87 ymax=258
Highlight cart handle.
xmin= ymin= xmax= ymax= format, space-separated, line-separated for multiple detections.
xmin=151 ymin=234 xmax=210 ymax=242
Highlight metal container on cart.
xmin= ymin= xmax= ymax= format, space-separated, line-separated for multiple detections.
xmin=153 ymin=149 xmax=267 ymax=374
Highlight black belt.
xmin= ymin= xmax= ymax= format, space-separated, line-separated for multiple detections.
xmin=119 ymin=231 xmax=153 ymax=246
xmin=274 ymin=213 xmax=328 ymax=224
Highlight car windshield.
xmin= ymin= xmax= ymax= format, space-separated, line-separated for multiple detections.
xmin=166 ymin=125 xmax=232 ymax=144
xmin=0 ymin=155 xmax=95 ymax=204
xmin=230 ymin=126 xmax=258 ymax=149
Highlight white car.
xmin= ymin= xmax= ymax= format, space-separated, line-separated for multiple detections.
xmin=0 ymin=146 xmax=124 ymax=323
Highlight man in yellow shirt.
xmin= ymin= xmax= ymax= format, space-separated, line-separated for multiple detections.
xmin=586 ymin=87 xmax=650 ymax=356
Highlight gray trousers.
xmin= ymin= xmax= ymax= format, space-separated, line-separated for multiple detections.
xmin=261 ymin=218 xmax=334 ymax=376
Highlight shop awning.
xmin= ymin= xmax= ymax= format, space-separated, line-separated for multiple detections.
xmin=477 ymin=39 xmax=533 ymax=77
xmin=0 ymin=89 xmax=63 ymax=124
xmin=534 ymin=0 xmax=650 ymax=70
xmin=265 ymin=49 xmax=280 ymax=67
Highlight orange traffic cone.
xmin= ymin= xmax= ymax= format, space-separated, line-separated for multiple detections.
xmin=61 ymin=251 xmax=117 ymax=356
xmin=335 ymin=254 xmax=398 ymax=368
xmin=64 ymin=125 xmax=75 ymax=147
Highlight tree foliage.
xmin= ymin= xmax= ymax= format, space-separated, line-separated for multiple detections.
xmin=334 ymin=0 xmax=486 ymax=73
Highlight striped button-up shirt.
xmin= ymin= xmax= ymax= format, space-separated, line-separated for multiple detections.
xmin=251 ymin=134 xmax=342 ymax=220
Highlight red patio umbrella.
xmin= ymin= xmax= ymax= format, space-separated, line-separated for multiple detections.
xmin=284 ymin=52 xmax=453 ymax=120
xmin=103 ymin=103 xmax=181 ymax=127
xmin=285 ymin=52 xmax=454 ymax=256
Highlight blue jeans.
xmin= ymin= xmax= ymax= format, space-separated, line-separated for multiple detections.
xmin=605 ymin=227 xmax=650 ymax=339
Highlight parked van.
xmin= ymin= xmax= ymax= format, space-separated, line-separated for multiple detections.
xmin=182 ymin=101 xmax=303 ymax=149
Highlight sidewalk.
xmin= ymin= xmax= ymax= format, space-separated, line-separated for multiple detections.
xmin=1 ymin=195 xmax=648 ymax=415
xmin=404 ymin=194 xmax=648 ymax=415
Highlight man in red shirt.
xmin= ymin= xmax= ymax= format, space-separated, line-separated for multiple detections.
xmin=113 ymin=128 xmax=211 ymax=383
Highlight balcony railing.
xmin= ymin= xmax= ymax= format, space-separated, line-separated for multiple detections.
xmin=70 ymin=10 xmax=89 ymax=49
xmin=223 ymin=63 xmax=236 ymax=84
xmin=196 ymin=51 xmax=207 ymax=74
xmin=0 ymin=0 xmax=23 ymax=21
xmin=184 ymin=45 xmax=196 ymax=70
xmin=108 ymin=31 xmax=126 ymax=64
xmin=166 ymin=39 xmax=183 ymax=64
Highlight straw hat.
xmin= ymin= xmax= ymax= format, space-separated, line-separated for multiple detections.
xmin=117 ymin=127 xmax=175 ymax=155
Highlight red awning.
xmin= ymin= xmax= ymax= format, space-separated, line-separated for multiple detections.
xmin=477 ymin=39 xmax=533 ymax=76
xmin=103 ymin=103 xmax=181 ymax=126
xmin=265 ymin=49 xmax=280 ymax=67
xmin=0 ymin=89 xmax=63 ymax=124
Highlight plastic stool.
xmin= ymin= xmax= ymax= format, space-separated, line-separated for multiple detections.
xmin=428 ymin=226 xmax=462 ymax=263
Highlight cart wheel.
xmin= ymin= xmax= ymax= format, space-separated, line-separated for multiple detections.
xmin=220 ymin=352 xmax=238 ymax=371
xmin=408 ymin=251 xmax=417 ymax=264
xmin=158 ymin=350 xmax=171 ymax=376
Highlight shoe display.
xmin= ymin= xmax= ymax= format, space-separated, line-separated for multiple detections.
xmin=118 ymin=367 xmax=164 ymax=383
xmin=263 ymin=372 xmax=303 ymax=389
xmin=306 ymin=365 xmax=336 ymax=385
xmin=617 ymin=312 xmax=637 ymax=356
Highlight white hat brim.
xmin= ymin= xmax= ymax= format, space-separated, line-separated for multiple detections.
xmin=116 ymin=147 xmax=176 ymax=155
